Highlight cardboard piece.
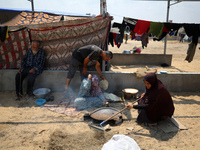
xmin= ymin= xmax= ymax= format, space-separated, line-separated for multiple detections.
xmin=168 ymin=117 xmax=187 ymax=130
xmin=157 ymin=119 xmax=178 ymax=133
xmin=157 ymin=117 xmax=187 ymax=133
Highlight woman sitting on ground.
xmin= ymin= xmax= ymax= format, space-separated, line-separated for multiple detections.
xmin=127 ymin=73 xmax=175 ymax=126
xmin=74 ymin=74 xmax=108 ymax=110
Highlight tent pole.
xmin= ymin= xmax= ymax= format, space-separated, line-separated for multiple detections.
xmin=31 ymin=0 xmax=34 ymax=13
xmin=100 ymin=0 xmax=107 ymax=71
xmin=164 ymin=0 xmax=170 ymax=54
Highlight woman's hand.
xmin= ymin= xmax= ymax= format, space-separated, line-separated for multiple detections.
xmin=103 ymin=99 xmax=107 ymax=104
xmin=126 ymin=103 xmax=133 ymax=109
xmin=103 ymin=99 xmax=109 ymax=107
xmin=140 ymin=93 xmax=145 ymax=99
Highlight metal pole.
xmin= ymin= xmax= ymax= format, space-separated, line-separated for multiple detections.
xmin=164 ymin=0 xmax=170 ymax=54
xmin=100 ymin=0 xmax=107 ymax=71
xmin=31 ymin=0 xmax=34 ymax=13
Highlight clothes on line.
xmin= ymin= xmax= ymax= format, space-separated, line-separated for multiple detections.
xmin=111 ymin=17 xmax=200 ymax=62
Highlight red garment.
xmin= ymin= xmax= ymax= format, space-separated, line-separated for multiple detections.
xmin=113 ymin=32 xmax=117 ymax=45
xmin=162 ymin=25 xmax=169 ymax=33
xmin=134 ymin=20 xmax=150 ymax=35
xmin=143 ymin=73 xmax=175 ymax=122
xmin=112 ymin=32 xmax=121 ymax=48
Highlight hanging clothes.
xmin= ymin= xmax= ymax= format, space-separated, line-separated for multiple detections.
xmin=141 ymin=33 xmax=149 ymax=48
xmin=109 ymin=32 xmax=114 ymax=47
xmin=185 ymin=42 xmax=197 ymax=63
xmin=122 ymin=17 xmax=138 ymax=32
xmin=113 ymin=33 xmax=123 ymax=48
xmin=135 ymin=33 xmax=142 ymax=41
xmin=115 ymin=33 xmax=123 ymax=48
xmin=148 ymin=22 xmax=164 ymax=38
xmin=183 ymin=24 xmax=200 ymax=45
xmin=164 ymin=23 xmax=182 ymax=36
xmin=112 ymin=22 xmax=125 ymax=42
xmin=130 ymin=31 xmax=135 ymax=40
xmin=183 ymin=24 xmax=200 ymax=62
xmin=134 ymin=19 xmax=150 ymax=35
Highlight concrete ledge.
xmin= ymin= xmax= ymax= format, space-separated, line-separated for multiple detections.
xmin=0 ymin=70 xmax=200 ymax=93
xmin=110 ymin=53 xmax=172 ymax=66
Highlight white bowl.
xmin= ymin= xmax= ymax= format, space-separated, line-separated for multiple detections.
xmin=33 ymin=88 xmax=51 ymax=98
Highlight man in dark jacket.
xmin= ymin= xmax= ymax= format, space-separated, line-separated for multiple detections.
xmin=15 ymin=41 xmax=45 ymax=100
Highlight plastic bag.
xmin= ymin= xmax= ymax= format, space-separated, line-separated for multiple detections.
xmin=101 ymin=134 xmax=140 ymax=150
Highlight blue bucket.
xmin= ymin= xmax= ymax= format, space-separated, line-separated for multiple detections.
xmin=35 ymin=99 xmax=46 ymax=106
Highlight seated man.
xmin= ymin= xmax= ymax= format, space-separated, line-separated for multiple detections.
xmin=15 ymin=41 xmax=45 ymax=100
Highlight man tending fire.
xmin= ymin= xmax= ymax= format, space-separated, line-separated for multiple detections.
xmin=64 ymin=44 xmax=113 ymax=94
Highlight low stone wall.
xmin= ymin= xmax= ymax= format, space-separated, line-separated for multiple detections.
xmin=110 ymin=53 xmax=172 ymax=66
xmin=1 ymin=70 xmax=200 ymax=93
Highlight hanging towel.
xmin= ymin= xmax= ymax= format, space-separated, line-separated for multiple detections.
xmin=134 ymin=20 xmax=150 ymax=35
xmin=149 ymin=22 xmax=164 ymax=38
xmin=153 ymin=25 xmax=169 ymax=41
xmin=185 ymin=42 xmax=197 ymax=63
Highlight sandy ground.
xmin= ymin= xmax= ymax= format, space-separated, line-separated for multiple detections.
xmin=0 ymin=39 xmax=200 ymax=150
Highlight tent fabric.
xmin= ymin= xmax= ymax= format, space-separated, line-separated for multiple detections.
xmin=30 ymin=16 xmax=111 ymax=70
xmin=2 ymin=12 xmax=62 ymax=26
xmin=0 ymin=28 xmax=30 ymax=69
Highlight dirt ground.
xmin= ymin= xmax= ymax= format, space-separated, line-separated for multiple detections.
xmin=0 ymin=39 xmax=200 ymax=150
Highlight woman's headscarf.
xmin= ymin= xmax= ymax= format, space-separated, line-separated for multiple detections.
xmin=143 ymin=73 xmax=175 ymax=121
xmin=90 ymin=75 xmax=103 ymax=97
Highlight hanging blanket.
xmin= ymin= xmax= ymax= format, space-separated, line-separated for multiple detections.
xmin=30 ymin=17 xmax=111 ymax=70
xmin=0 ymin=28 xmax=30 ymax=69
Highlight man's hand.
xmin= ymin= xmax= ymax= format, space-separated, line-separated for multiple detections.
xmin=18 ymin=69 xmax=23 ymax=73
xmin=82 ymin=67 xmax=87 ymax=75
xmin=100 ymin=75 xmax=105 ymax=80
xmin=29 ymin=68 xmax=36 ymax=73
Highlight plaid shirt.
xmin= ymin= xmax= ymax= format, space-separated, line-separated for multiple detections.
xmin=22 ymin=48 xmax=45 ymax=74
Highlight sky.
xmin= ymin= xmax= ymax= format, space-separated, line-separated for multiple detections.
xmin=0 ymin=0 xmax=200 ymax=23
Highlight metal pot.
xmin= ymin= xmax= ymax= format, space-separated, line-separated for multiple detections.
xmin=33 ymin=88 xmax=51 ymax=99
xmin=123 ymin=50 xmax=133 ymax=54
xmin=122 ymin=88 xmax=139 ymax=99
